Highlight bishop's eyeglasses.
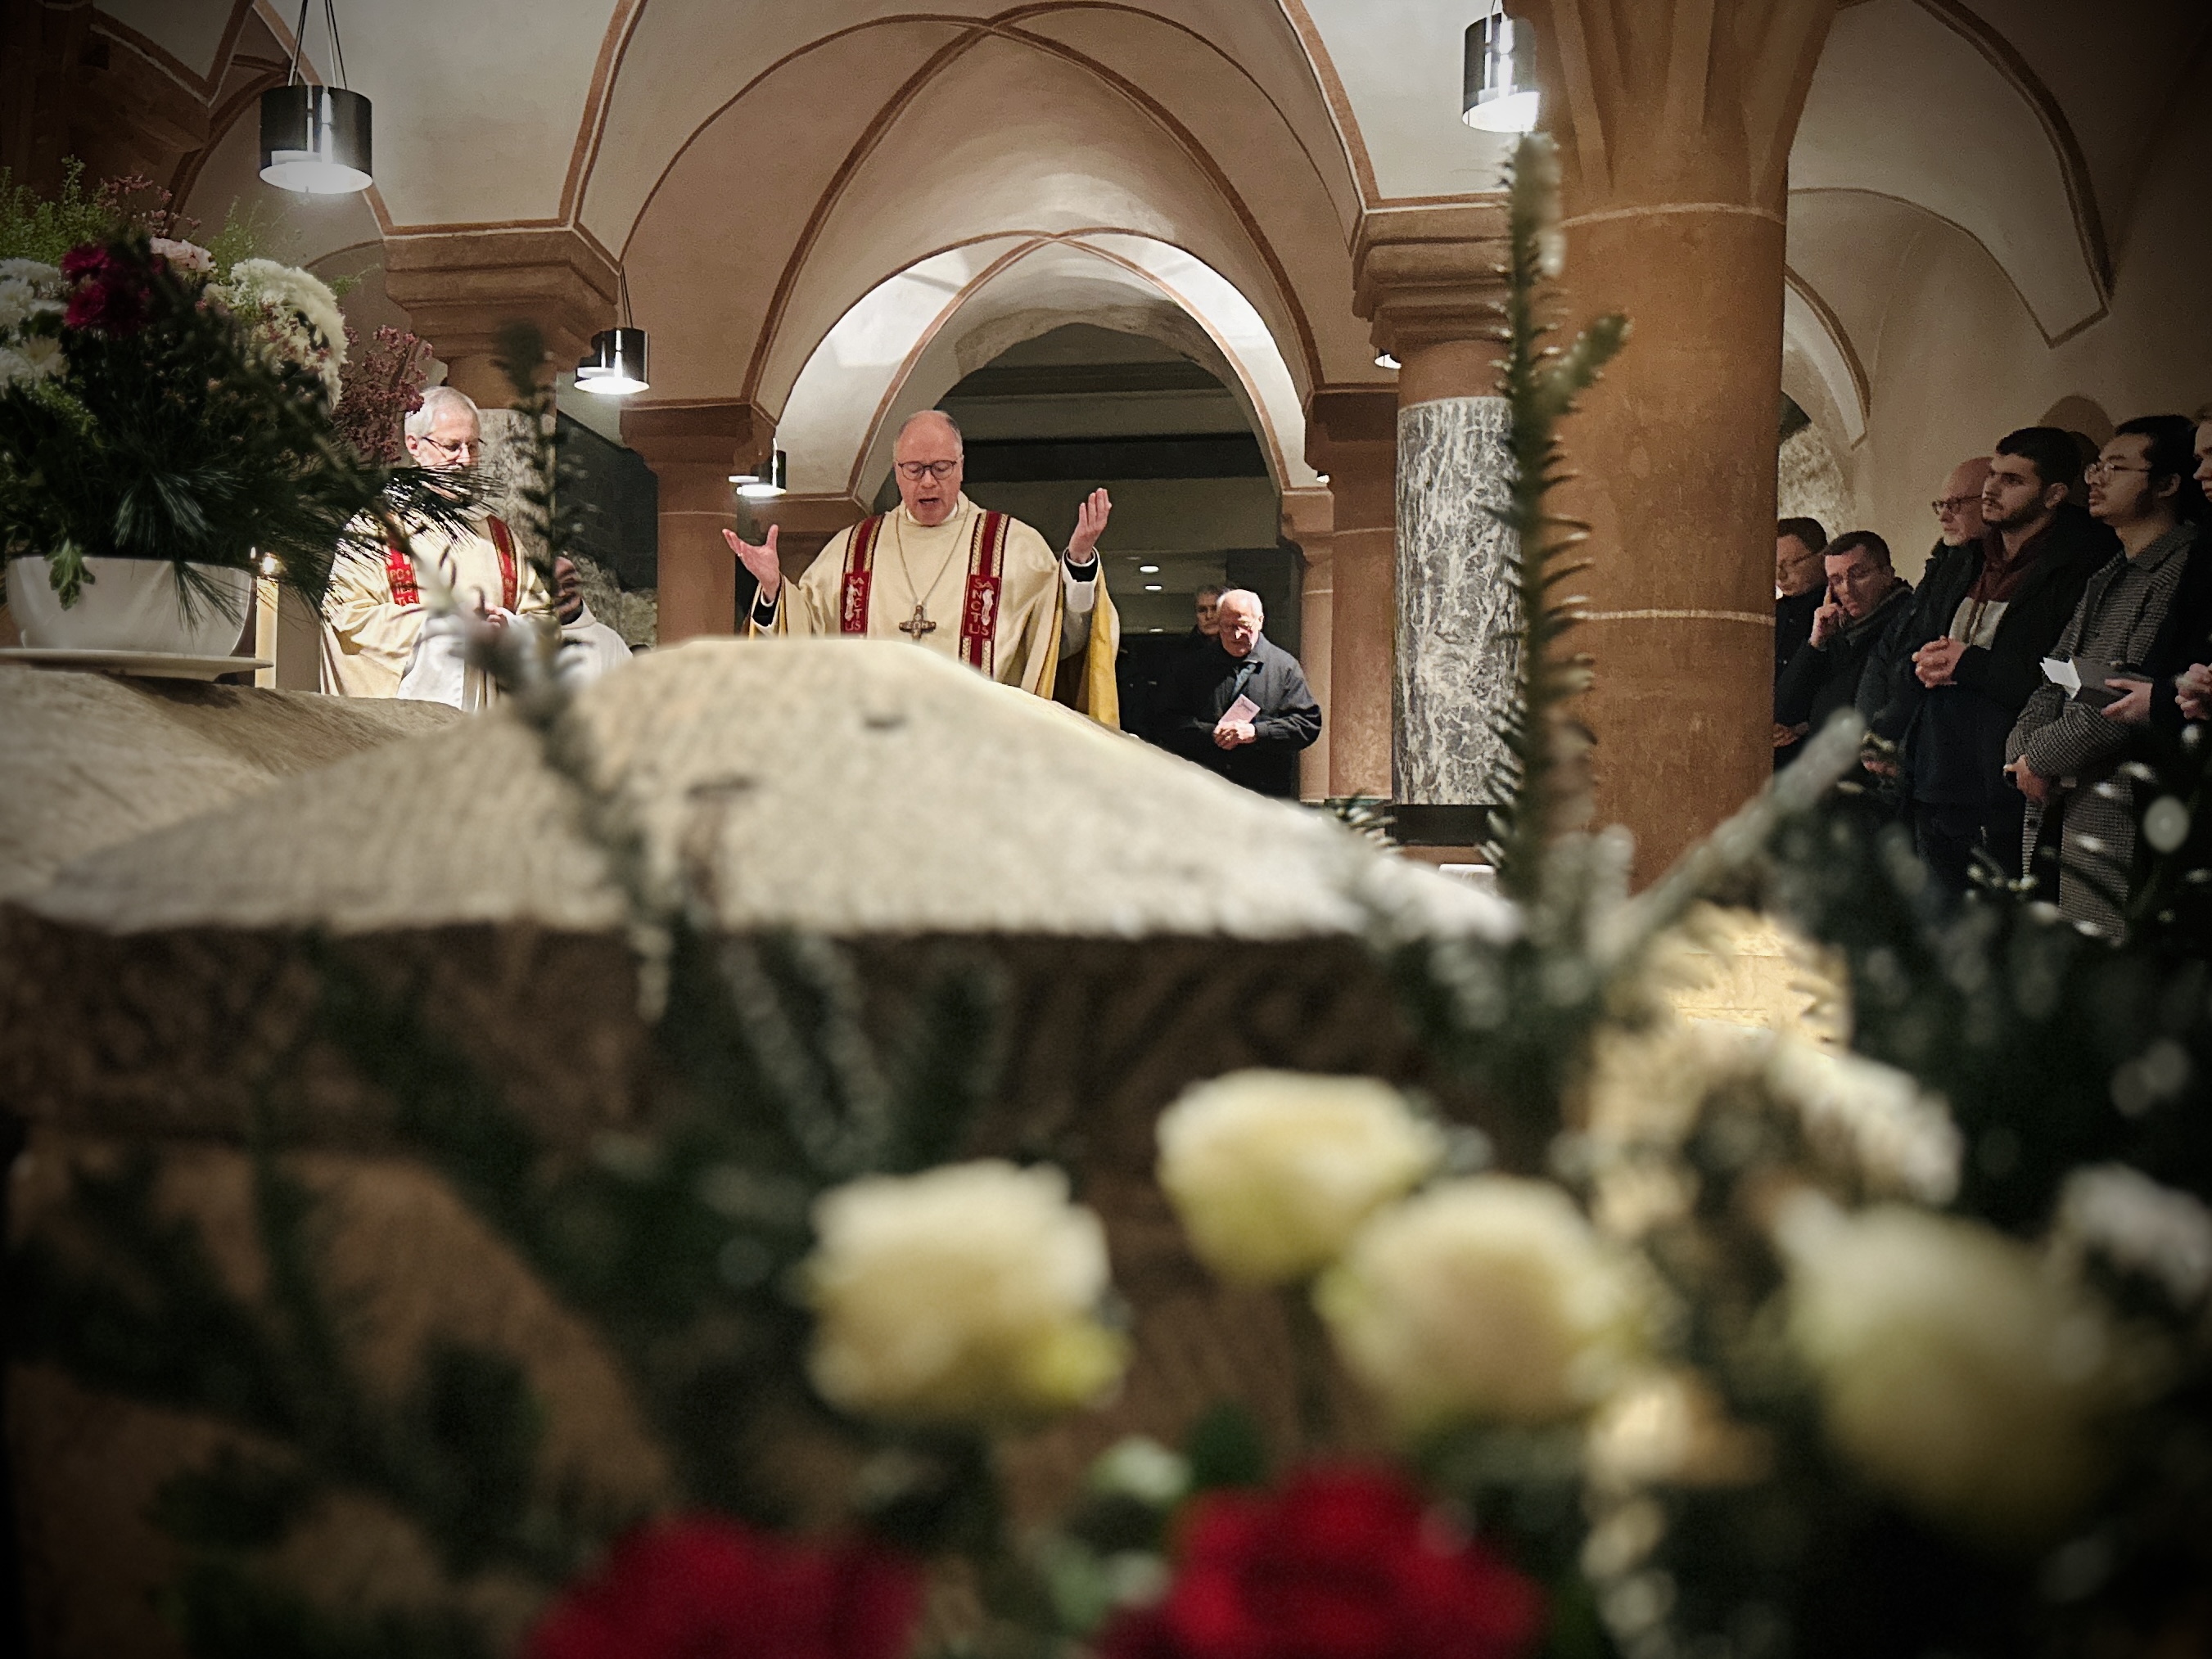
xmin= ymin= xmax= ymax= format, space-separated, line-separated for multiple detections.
xmin=895 ymin=459 xmax=960 ymax=481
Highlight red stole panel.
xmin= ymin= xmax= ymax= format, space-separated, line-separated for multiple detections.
xmin=841 ymin=514 xmax=885 ymax=634
xmin=384 ymin=514 xmax=518 ymax=611
xmin=960 ymin=510 xmax=1009 ymax=675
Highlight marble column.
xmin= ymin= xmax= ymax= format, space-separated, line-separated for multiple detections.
xmin=1515 ymin=0 xmax=1840 ymax=881
xmin=1393 ymin=397 xmax=1516 ymax=806
xmin=621 ymin=402 xmax=767 ymax=643
xmin=1280 ymin=488 xmax=1335 ymax=800
xmin=1352 ymin=204 xmax=1511 ymax=825
xmin=1305 ymin=390 xmax=1397 ymax=800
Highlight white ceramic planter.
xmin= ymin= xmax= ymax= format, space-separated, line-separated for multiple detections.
xmin=7 ymin=556 xmax=254 ymax=656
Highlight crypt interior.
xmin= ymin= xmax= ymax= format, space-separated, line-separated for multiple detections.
xmin=7 ymin=0 xmax=2205 ymax=868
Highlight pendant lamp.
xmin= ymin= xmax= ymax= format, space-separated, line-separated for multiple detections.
xmin=730 ymin=451 xmax=788 ymax=499
xmin=1463 ymin=3 xmax=1540 ymax=133
xmin=260 ymin=0 xmax=372 ymax=193
xmin=578 ymin=271 xmax=650 ymax=396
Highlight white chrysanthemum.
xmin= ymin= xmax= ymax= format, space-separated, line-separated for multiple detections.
xmin=2054 ymin=1164 xmax=2212 ymax=1309
xmin=1777 ymin=1196 xmax=2157 ymax=1547
xmin=803 ymin=1160 xmax=1127 ymax=1425
xmin=211 ymin=258 xmax=347 ymax=400
xmin=1317 ymin=1176 xmax=1650 ymax=1433
xmin=1764 ymin=1041 xmax=1961 ymax=1204
xmin=0 ymin=258 xmax=63 ymax=291
xmin=0 ymin=336 xmax=65 ymax=389
xmin=1157 ymin=1071 xmax=1444 ymax=1284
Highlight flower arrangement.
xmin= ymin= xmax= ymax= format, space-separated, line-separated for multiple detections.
xmin=11 ymin=148 xmax=2212 ymax=1659
xmin=0 ymin=166 xmax=456 ymax=616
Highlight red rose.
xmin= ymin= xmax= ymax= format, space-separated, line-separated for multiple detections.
xmin=1097 ymin=1467 xmax=1542 ymax=1659
xmin=525 ymin=1515 xmax=922 ymax=1659
xmin=60 ymin=244 xmax=151 ymax=336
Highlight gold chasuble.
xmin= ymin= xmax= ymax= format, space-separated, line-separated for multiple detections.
xmin=752 ymin=495 xmax=1119 ymax=726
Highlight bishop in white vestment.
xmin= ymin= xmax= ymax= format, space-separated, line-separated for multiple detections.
xmin=727 ymin=411 xmax=1120 ymax=724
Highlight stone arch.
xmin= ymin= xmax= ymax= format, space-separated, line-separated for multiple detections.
xmin=772 ymin=234 xmax=1319 ymax=508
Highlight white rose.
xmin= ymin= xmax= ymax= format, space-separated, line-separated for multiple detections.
xmin=1316 ymin=1176 xmax=1650 ymax=1433
xmin=1157 ymin=1071 xmax=1444 ymax=1284
xmin=2053 ymin=1164 xmax=2212 ymax=1310
xmin=1777 ymin=1197 xmax=2156 ymax=1547
xmin=1763 ymin=1041 xmax=1960 ymax=1205
xmin=803 ymin=1160 xmax=1127 ymax=1425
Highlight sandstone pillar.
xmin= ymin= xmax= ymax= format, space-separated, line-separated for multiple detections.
xmin=621 ymin=403 xmax=767 ymax=644
xmin=1353 ymin=206 xmax=1513 ymax=824
xmin=1280 ymin=487 xmax=1334 ymax=799
xmin=1305 ymin=392 xmax=1397 ymax=800
xmin=1516 ymin=0 xmax=1840 ymax=880
xmin=383 ymin=229 xmax=618 ymax=408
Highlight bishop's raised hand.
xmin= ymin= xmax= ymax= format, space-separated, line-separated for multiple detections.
xmin=723 ymin=523 xmax=782 ymax=601
xmin=1068 ymin=487 xmax=1112 ymax=565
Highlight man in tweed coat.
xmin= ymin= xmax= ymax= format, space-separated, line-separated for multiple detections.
xmin=2006 ymin=416 xmax=2206 ymax=935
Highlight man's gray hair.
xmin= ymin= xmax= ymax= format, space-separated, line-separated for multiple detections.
xmin=1217 ymin=587 xmax=1265 ymax=620
xmin=896 ymin=407 xmax=964 ymax=454
xmin=405 ymin=385 xmax=481 ymax=440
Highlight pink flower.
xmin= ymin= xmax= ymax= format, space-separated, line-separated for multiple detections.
xmin=150 ymin=237 xmax=213 ymax=273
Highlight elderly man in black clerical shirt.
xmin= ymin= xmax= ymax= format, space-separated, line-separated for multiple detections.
xmin=1159 ymin=588 xmax=1320 ymax=798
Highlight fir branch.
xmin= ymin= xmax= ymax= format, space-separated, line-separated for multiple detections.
xmin=1482 ymin=133 xmax=1629 ymax=903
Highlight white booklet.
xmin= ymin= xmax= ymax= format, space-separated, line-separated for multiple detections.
xmin=1217 ymin=692 xmax=1260 ymax=728
xmin=2040 ymin=656 xmax=2134 ymax=709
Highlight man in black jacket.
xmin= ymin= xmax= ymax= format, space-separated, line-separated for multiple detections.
xmin=1868 ymin=426 xmax=2118 ymax=890
xmin=1772 ymin=517 xmax=1828 ymax=766
xmin=1776 ymin=531 xmax=1913 ymax=768
xmin=1160 ymin=588 xmax=1320 ymax=798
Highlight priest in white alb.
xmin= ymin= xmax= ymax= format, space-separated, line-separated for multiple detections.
xmin=320 ymin=385 xmax=554 ymax=706
xmin=725 ymin=410 xmax=1120 ymax=724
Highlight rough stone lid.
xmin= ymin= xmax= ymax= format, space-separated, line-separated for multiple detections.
xmin=0 ymin=666 xmax=461 ymax=903
xmin=19 ymin=640 xmax=1510 ymax=944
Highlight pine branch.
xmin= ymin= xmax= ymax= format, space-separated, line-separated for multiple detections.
xmin=1481 ymin=133 xmax=1629 ymax=904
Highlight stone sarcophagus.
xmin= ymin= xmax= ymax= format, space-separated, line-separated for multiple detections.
xmin=0 ymin=642 xmax=1510 ymax=1657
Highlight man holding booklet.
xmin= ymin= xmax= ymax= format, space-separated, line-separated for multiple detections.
xmin=2005 ymin=416 xmax=2206 ymax=935
xmin=1159 ymin=588 xmax=1320 ymax=799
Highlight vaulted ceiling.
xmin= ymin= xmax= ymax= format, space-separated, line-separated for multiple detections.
xmin=35 ymin=0 xmax=2211 ymax=503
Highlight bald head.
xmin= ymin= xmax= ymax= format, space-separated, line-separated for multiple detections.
xmin=1938 ymin=456 xmax=1992 ymax=546
xmin=1217 ymin=588 xmax=1263 ymax=657
xmin=892 ymin=409 xmax=965 ymax=525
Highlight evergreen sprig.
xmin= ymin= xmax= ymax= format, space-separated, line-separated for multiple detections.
xmin=1480 ymin=133 xmax=1628 ymax=903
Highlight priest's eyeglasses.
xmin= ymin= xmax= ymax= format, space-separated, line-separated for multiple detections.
xmin=418 ymin=435 xmax=482 ymax=462
xmin=895 ymin=459 xmax=960 ymax=480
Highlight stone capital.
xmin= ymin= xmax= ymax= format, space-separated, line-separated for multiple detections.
xmin=1350 ymin=201 xmax=1510 ymax=363
xmin=1279 ymin=486 xmax=1334 ymax=548
xmin=1303 ymin=389 xmax=1397 ymax=531
xmin=384 ymin=228 xmax=619 ymax=403
xmin=619 ymin=400 xmax=767 ymax=510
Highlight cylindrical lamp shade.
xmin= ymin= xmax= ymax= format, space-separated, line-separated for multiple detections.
xmin=259 ymin=84 xmax=373 ymax=193
xmin=576 ymin=327 xmax=649 ymax=396
xmin=1463 ymin=13 xmax=1540 ymax=133
xmin=735 ymin=449 xmax=787 ymax=498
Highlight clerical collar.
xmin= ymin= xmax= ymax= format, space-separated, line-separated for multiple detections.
xmin=896 ymin=494 xmax=971 ymax=530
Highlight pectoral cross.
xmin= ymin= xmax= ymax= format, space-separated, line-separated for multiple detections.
xmin=898 ymin=602 xmax=937 ymax=642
